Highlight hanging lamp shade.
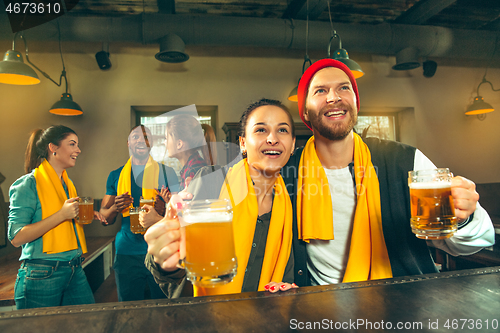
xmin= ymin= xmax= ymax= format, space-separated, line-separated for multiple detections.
xmin=289 ymin=56 xmax=312 ymax=103
xmin=49 ymin=93 xmax=83 ymax=116
xmin=288 ymin=85 xmax=298 ymax=102
xmin=155 ymin=33 xmax=189 ymax=63
xmin=0 ymin=50 xmax=40 ymax=85
xmin=333 ymin=48 xmax=364 ymax=79
xmin=465 ymin=96 xmax=494 ymax=115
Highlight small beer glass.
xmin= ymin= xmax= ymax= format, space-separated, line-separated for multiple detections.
xmin=129 ymin=207 xmax=147 ymax=234
xmin=178 ymin=199 xmax=237 ymax=287
xmin=408 ymin=168 xmax=457 ymax=239
xmin=76 ymin=197 xmax=94 ymax=224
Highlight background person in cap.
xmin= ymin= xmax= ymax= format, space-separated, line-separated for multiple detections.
xmin=281 ymin=59 xmax=495 ymax=287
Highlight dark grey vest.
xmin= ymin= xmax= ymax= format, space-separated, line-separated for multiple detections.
xmin=282 ymin=138 xmax=438 ymax=286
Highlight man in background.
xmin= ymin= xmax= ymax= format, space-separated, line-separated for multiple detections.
xmin=100 ymin=125 xmax=179 ymax=301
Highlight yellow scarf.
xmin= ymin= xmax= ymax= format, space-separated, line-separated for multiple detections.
xmin=34 ymin=159 xmax=87 ymax=254
xmin=117 ymin=156 xmax=159 ymax=217
xmin=194 ymin=159 xmax=293 ymax=296
xmin=297 ymin=134 xmax=392 ymax=282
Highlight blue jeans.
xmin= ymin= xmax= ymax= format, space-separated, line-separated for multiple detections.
xmin=114 ymin=254 xmax=167 ymax=302
xmin=14 ymin=261 xmax=95 ymax=309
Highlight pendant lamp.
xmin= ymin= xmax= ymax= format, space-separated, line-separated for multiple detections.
xmin=49 ymin=70 xmax=83 ymax=116
xmin=327 ymin=33 xmax=364 ymax=79
xmin=288 ymin=55 xmax=312 ymax=102
xmin=325 ymin=3 xmax=364 ymax=79
xmin=465 ymin=76 xmax=498 ymax=117
xmin=288 ymin=85 xmax=298 ymax=102
xmin=0 ymin=34 xmax=40 ymax=85
xmin=0 ymin=25 xmax=83 ymax=116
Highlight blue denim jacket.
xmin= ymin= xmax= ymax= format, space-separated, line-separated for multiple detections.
xmin=8 ymin=171 xmax=82 ymax=261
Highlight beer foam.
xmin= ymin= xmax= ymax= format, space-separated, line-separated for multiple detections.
xmin=409 ymin=182 xmax=451 ymax=189
xmin=181 ymin=212 xmax=232 ymax=223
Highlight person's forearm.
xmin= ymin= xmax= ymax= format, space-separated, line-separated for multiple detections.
xmin=145 ymin=253 xmax=186 ymax=283
xmin=99 ymin=206 xmax=119 ymax=225
xmin=11 ymin=211 xmax=66 ymax=247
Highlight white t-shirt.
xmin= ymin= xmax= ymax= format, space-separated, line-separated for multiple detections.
xmin=307 ymin=149 xmax=495 ymax=285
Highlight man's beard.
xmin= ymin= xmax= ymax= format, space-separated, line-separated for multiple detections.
xmin=130 ymin=147 xmax=151 ymax=161
xmin=308 ymin=104 xmax=357 ymax=141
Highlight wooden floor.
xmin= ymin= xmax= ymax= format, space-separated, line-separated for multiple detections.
xmin=93 ymin=271 xmax=118 ymax=304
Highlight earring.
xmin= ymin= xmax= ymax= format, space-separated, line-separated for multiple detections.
xmin=242 ymin=150 xmax=247 ymax=158
xmin=53 ymin=152 xmax=56 ymax=156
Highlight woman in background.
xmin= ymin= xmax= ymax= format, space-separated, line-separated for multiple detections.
xmin=144 ymin=99 xmax=298 ymax=297
xmin=140 ymin=118 xmax=217 ymax=227
xmin=8 ymin=125 xmax=105 ymax=309
xmin=165 ymin=115 xmax=214 ymax=190
xmin=201 ymin=123 xmax=217 ymax=166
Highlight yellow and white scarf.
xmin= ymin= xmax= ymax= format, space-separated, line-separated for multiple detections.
xmin=35 ymin=159 xmax=87 ymax=254
xmin=297 ymin=134 xmax=392 ymax=282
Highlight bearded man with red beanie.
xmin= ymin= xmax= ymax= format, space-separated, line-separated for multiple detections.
xmin=281 ymin=59 xmax=494 ymax=287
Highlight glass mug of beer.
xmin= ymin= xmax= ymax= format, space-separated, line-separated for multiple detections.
xmin=408 ymin=168 xmax=457 ymax=239
xmin=140 ymin=196 xmax=155 ymax=208
xmin=178 ymin=199 xmax=238 ymax=287
xmin=76 ymin=197 xmax=94 ymax=224
xmin=129 ymin=207 xmax=147 ymax=234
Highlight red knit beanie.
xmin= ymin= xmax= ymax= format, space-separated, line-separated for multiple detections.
xmin=298 ymin=59 xmax=360 ymax=131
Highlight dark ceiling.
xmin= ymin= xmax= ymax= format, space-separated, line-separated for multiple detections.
xmin=70 ymin=0 xmax=500 ymax=32
xmin=1 ymin=0 xmax=499 ymax=67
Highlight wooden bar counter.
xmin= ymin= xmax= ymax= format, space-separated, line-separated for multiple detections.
xmin=0 ymin=266 xmax=499 ymax=332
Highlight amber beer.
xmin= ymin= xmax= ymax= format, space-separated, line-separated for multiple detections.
xmin=179 ymin=200 xmax=237 ymax=287
xmin=140 ymin=197 xmax=154 ymax=208
xmin=129 ymin=207 xmax=146 ymax=234
xmin=408 ymin=169 xmax=457 ymax=239
xmin=77 ymin=197 xmax=94 ymax=224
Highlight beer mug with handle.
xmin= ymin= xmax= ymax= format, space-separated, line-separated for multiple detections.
xmin=408 ymin=168 xmax=457 ymax=239
xmin=178 ymin=199 xmax=238 ymax=287
xmin=130 ymin=207 xmax=147 ymax=234
xmin=76 ymin=197 xmax=94 ymax=224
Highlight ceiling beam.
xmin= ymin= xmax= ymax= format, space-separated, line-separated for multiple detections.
xmin=282 ymin=0 xmax=329 ymax=20
xmin=394 ymin=0 xmax=456 ymax=25
xmin=157 ymin=0 xmax=175 ymax=14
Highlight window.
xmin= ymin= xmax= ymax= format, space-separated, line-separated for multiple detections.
xmin=354 ymin=107 xmax=415 ymax=145
xmin=132 ymin=105 xmax=217 ymax=176
xmin=355 ymin=113 xmax=397 ymax=141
